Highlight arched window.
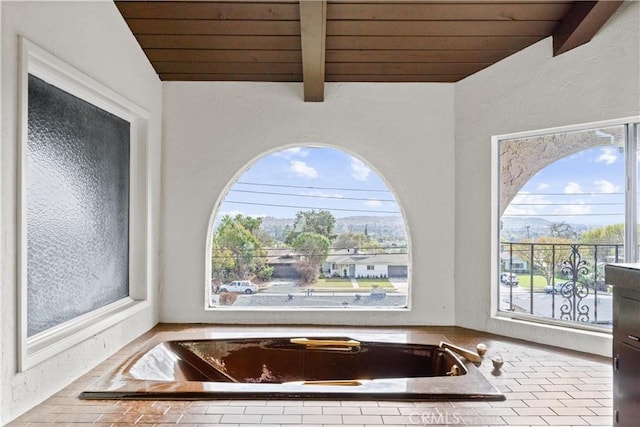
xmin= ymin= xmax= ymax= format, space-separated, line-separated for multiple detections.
xmin=497 ymin=121 xmax=640 ymax=329
xmin=207 ymin=146 xmax=410 ymax=310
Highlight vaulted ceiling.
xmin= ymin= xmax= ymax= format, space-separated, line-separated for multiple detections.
xmin=115 ymin=1 xmax=623 ymax=101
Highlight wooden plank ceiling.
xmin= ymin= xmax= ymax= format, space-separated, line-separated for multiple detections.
xmin=115 ymin=1 xmax=623 ymax=101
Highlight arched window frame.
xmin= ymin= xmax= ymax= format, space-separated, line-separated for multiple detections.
xmin=204 ymin=145 xmax=412 ymax=312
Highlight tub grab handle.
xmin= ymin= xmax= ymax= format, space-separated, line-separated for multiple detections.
xmin=290 ymin=338 xmax=361 ymax=350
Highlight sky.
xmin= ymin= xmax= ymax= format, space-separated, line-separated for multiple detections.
xmin=216 ymin=146 xmax=402 ymax=219
xmin=217 ymin=135 xmax=632 ymax=226
xmin=502 ymin=142 xmax=627 ymax=227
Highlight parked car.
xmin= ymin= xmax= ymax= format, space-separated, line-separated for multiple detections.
xmin=500 ymin=272 xmax=519 ymax=286
xmin=544 ymin=283 xmax=569 ymax=294
xmin=217 ymin=280 xmax=258 ymax=294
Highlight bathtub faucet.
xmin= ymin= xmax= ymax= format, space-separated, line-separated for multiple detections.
xmin=439 ymin=341 xmax=482 ymax=363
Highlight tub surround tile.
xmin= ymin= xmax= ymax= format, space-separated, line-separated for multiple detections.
xmin=6 ymin=325 xmax=613 ymax=427
xmin=204 ymin=405 xmax=245 ymax=414
xmin=219 ymin=414 xmax=262 ymax=423
xmin=502 ymin=415 xmax=547 ymax=425
xmin=243 ymin=406 xmax=285 ymax=415
xmin=322 ymin=407 xmax=362 ymax=415
xmin=177 ymin=413 xmax=223 ymax=423
xmin=551 ymin=406 xmax=597 ymax=416
xmin=582 ymin=415 xmax=618 ymax=425
xmin=359 ymin=406 xmax=401 ymax=415
xmin=283 ymin=406 xmax=323 ymax=415
xmin=259 ymin=414 xmax=303 ymax=424
xmin=300 ymin=414 xmax=343 ymax=424
xmin=342 ymin=414 xmax=384 ymax=424
xmin=512 ymin=406 xmax=556 ymax=416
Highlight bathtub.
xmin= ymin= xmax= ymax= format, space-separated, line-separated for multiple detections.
xmin=81 ymin=331 xmax=504 ymax=401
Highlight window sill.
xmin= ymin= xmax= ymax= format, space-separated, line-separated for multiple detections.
xmin=22 ymin=298 xmax=148 ymax=370
xmin=488 ymin=313 xmax=612 ymax=357
xmin=205 ymin=305 xmax=409 ymax=312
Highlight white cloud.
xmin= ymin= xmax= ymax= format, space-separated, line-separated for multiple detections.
xmin=350 ymin=158 xmax=371 ymax=181
xmin=274 ymin=147 xmax=309 ymax=159
xmin=301 ymin=191 xmax=344 ymax=199
xmin=595 ymin=147 xmax=618 ymax=165
xmin=290 ymin=160 xmax=318 ymax=178
xmin=536 ymin=183 xmax=550 ymax=191
xmin=554 ymin=200 xmax=591 ymax=216
xmin=564 ymin=182 xmax=582 ymax=194
xmin=364 ymin=199 xmax=382 ymax=207
xmin=594 ymin=179 xmax=620 ymax=193
xmin=503 ymin=193 xmax=550 ymax=216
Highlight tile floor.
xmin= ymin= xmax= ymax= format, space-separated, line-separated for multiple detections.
xmin=6 ymin=325 xmax=613 ymax=427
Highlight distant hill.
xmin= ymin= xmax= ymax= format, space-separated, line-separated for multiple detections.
xmin=501 ymin=217 xmax=590 ymax=241
xmin=261 ymin=215 xmax=407 ymax=243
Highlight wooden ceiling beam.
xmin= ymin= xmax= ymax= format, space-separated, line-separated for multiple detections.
xmin=553 ymin=1 xmax=624 ymax=56
xmin=299 ymin=0 xmax=327 ymax=102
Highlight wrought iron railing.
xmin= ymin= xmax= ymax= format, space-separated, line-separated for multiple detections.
xmin=499 ymin=242 xmax=624 ymax=328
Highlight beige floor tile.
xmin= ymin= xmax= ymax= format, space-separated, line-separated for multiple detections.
xmin=4 ymin=325 xmax=614 ymax=427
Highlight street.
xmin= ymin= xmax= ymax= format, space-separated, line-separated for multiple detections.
xmin=211 ymin=279 xmax=409 ymax=308
xmin=499 ymin=285 xmax=613 ymax=325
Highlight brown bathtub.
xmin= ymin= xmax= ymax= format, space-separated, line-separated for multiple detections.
xmin=81 ymin=332 xmax=504 ymax=401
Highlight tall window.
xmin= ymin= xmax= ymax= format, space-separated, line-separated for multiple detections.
xmin=27 ymin=74 xmax=131 ymax=336
xmin=19 ymin=39 xmax=150 ymax=369
xmin=208 ymin=146 xmax=410 ymax=310
xmin=496 ymin=119 xmax=639 ymax=330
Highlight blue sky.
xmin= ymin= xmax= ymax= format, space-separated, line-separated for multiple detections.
xmin=217 ymin=147 xmax=401 ymax=219
xmin=503 ymin=144 xmax=626 ymax=226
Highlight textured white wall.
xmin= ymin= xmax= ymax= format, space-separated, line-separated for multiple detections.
xmin=1 ymin=1 xmax=637 ymax=422
xmin=1 ymin=1 xmax=162 ymax=422
xmin=162 ymin=82 xmax=456 ymax=325
xmin=0 ymin=2 xmax=3 ymax=424
xmin=455 ymin=2 xmax=640 ymax=355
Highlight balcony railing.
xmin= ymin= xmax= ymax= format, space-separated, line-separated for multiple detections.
xmin=499 ymin=242 xmax=624 ymax=328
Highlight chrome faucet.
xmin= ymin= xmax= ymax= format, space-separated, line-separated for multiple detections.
xmin=439 ymin=341 xmax=482 ymax=363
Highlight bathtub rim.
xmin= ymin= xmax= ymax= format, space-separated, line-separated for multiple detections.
xmin=80 ymin=330 xmax=506 ymax=401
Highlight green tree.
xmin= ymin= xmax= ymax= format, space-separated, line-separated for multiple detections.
xmin=238 ymin=215 xmax=262 ymax=234
xmin=256 ymin=265 xmax=274 ymax=282
xmin=580 ymin=223 xmax=625 ymax=280
xmin=212 ymin=214 xmax=266 ymax=280
xmin=254 ymin=228 xmax=275 ymax=247
xmin=291 ymin=232 xmax=331 ymax=283
xmin=211 ymin=241 xmax=236 ymax=282
xmin=580 ymin=223 xmax=624 ymax=244
xmin=518 ymin=236 xmax=573 ymax=286
xmin=333 ymin=232 xmax=367 ymax=250
xmin=333 ymin=232 xmax=383 ymax=253
xmin=285 ymin=210 xmax=336 ymax=244
xmin=549 ymin=222 xmax=578 ymax=240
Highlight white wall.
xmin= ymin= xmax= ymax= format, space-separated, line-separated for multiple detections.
xmin=1 ymin=1 xmax=162 ymax=422
xmin=455 ymin=2 xmax=640 ymax=355
xmin=354 ymin=264 xmax=387 ymax=278
xmin=1 ymin=1 xmax=636 ymax=422
xmin=0 ymin=2 xmax=3 ymax=423
xmin=162 ymin=82 xmax=456 ymax=325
